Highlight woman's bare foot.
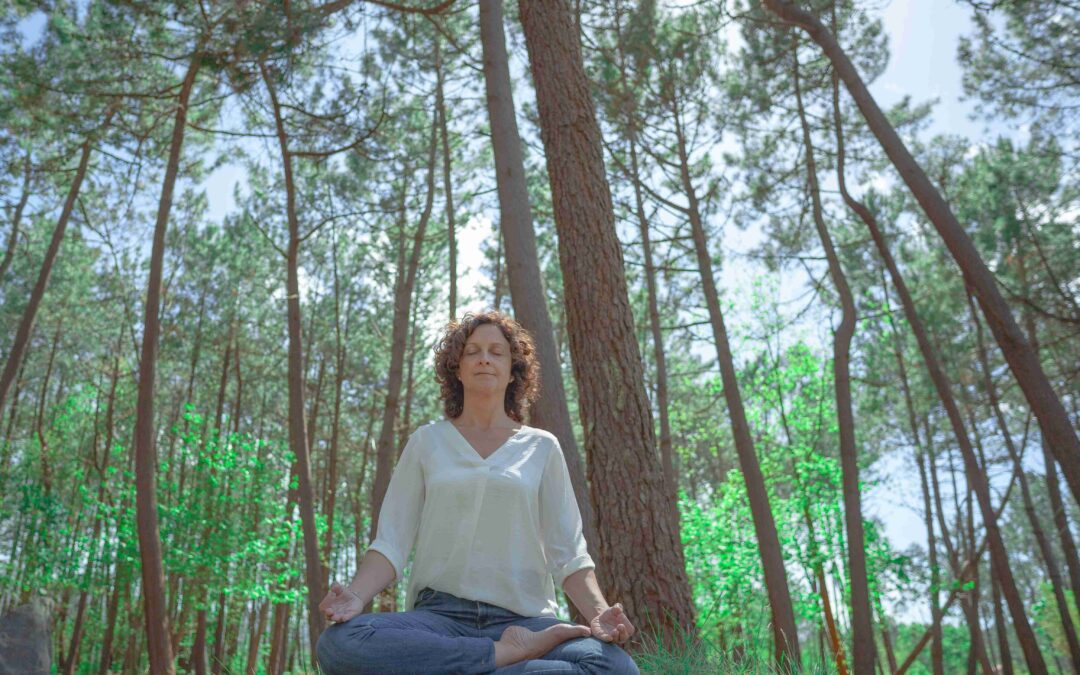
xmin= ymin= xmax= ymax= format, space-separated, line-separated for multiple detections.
xmin=493 ymin=624 xmax=592 ymax=666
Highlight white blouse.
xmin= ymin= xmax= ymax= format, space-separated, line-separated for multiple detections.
xmin=368 ymin=419 xmax=594 ymax=618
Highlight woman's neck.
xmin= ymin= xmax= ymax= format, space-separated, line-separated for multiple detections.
xmin=455 ymin=395 xmax=516 ymax=430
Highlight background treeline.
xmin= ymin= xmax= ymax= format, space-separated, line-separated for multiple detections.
xmin=0 ymin=0 xmax=1077 ymax=673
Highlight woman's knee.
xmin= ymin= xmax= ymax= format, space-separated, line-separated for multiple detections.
xmin=582 ymin=641 xmax=639 ymax=675
xmin=316 ymin=615 xmax=377 ymax=675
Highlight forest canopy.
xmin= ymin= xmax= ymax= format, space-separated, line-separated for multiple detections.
xmin=0 ymin=0 xmax=1077 ymax=673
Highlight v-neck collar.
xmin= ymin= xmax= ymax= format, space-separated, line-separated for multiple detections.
xmin=443 ymin=419 xmax=526 ymax=463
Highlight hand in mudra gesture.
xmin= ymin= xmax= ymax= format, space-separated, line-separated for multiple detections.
xmin=320 ymin=582 xmax=364 ymax=623
xmin=589 ymin=602 xmax=635 ymax=645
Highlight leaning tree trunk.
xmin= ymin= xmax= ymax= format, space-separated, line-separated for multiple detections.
xmin=668 ymin=89 xmax=800 ymax=664
xmin=0 ymin=133 xmax=96 ymax=415
xmin=764 ymin=0 xmax=1080 ymax=512
xmin=133 ymin=53 xmax=203 ymax=675
xmin=261 ymin=61 xmax=327 ymax=664
xmin=827 ymin=63 xmax=1047 ymax=673
xmin=791 ymin=47 xmax=873 ymax=673
xmin=966 ymin=290 xmax=1080 ymax=671
xmin=517 ymin=0 xmax=696 ymax=652
xmin=477 ymin=0 xmax=599 ymax=586
xmin=1015 ymin=258 xmax=1080 ymax=620
xmin=0 ymin=154 xmax=31 ymax=285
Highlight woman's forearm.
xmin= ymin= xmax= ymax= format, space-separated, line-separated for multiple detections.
xmin=562 ymin=568 xmax=608 ymax=623
xmin=346 ymin=549 xmax=397 ymax=606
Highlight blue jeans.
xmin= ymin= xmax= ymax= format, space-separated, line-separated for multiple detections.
xmin=317 ymin=587 xmax=641 ymax=674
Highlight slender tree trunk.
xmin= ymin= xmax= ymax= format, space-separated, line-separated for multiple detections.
xmin=0 ymin=136 xmax=94 ymax=415
xmin=99 ymin=560 xmax=124 ymax=675
xmin=766 ymin=0 xmax=1080 ymax=512
xmin=518 ymin=0 xmax=698 ymax=653
xmin=606 ymin=4 xmax=676 ymax=499
xmin=888 ymin=292 xmax=945 ymax=675
xmin=668 ymin=85 xmax=799 ymax=662
xmin=134 ymin=53 xmax=203 ymax=675
xmin=322 ymin=233 xmax=349 ymax=586
xmin=266 ymin=601 xmax=289 ymax=675
xmin=477 ymin=0 xmax=599 ymax=585
xmin=246 ymin=599 xmax=269 ymax=675
xmin=232 ymin=323 xmax=243 ymax=435
xmin=966 ymin=290 xmax=1080 ymax=670
xmin=991 ymin=562 xmax=1015 ymax=675
xmin=435 ymin=37 xmax=458 ymax=320
xmin=191 ymin=606 xmax=209 ymax=675
xmin=260 ymin=61 xmax=328 ymax=660
xmin=213 ymin=320 xmax=235 ymax=438
xmin=210 ymin=590 xmax=227 ymax=675
xmin=1015 ymin=258 xmax=1080 ymax=620
xmin=0 ymin=154 xmax=31 ymax=284
xmin=828 ymin=66 xmax=1047 ymax=672
xmin=34 ymin=319 xmax=62 ymax=493
xmin=791 ymin=48 xmax=873 ymax=672
xmin=877 ymin=604 xmax=898 ymax=673
xmin=367 ymin=110 xmax=438 ymax=614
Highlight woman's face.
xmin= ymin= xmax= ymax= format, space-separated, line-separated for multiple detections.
xmin=457 ymin=323 xmax=513 ymax=397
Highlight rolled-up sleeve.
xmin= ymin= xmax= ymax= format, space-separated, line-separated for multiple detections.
xmin=539 ymin=440 xmax=594 ymax=588
xmin=368 ymin=428 xmax=426 ymax=582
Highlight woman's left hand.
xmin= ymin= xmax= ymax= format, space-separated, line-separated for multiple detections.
xmin=589 ymin=602 xmax=635 ymax=645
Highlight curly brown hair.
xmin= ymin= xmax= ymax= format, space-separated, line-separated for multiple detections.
xmin=433 ymin=311 xmax=540 ymax=423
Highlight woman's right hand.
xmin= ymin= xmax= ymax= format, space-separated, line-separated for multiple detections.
xmin=320 ymin=582 xmax=365 ymax=623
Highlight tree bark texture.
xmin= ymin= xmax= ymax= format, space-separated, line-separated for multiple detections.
xmin=478 ymin=0 xmax=599 ymax=582
xmin=517 ymin=0 xmax=696 ymax=651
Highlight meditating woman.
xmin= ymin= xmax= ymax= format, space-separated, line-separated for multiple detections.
xmin=316 ymin=311 xmax=639 ymax=674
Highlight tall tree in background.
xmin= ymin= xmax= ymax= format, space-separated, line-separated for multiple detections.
xmin=763 ymin=0 xmax=1080 ymax=516
xmin=789 ymin=39 xmax=873 ymax=673
xmin=517 ymin=0 xmax=696 ymax=652
xmin=476 ymin=0 xmax=598 ymax=580
xmin=612 ymin=7 xmax=802 ymax=663
xmin=368 ymin=109 xmax=439 ymax=613
xmin=134 ymin=43 xmax=205 ymax=675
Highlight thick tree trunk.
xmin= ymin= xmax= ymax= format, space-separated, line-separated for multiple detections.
xmin=791 ymin=49 xmax=873 ymax=673
xmin=260 ymin=61 xmax=327 ymax=660
xmin=134 ymin=53 xmax=203 ymax=675
xmin=478 ymin=0 xmax=599 ymax=582
xmin=367 ymin=111 xmax=438 ymax=614
xmin=517 ymin=0 xmax=697 ymax=653
xmin=765 ymin=0 xmax=1080 ymax=513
